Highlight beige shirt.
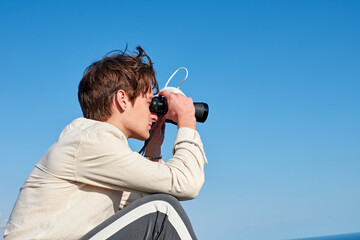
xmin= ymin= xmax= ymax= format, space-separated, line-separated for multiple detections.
xmin=4 ymin=118 xmax=207 ymax=239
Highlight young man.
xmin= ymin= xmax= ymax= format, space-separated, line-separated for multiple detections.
xmin=4 ymin=46 xmax=207 ymax=239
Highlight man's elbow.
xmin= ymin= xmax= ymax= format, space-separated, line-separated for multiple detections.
xmin=185 ymin=187 xmax=201 ymax=200
xmin=177 ymin=176 xmax=204 ymax=200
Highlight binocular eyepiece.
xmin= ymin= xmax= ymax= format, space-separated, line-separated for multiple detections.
xmin=150 ymin=96 xmax=209 ymax=123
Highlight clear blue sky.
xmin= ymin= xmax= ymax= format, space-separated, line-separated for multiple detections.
xmin=0 ymin=1 xmax=359 ymax=239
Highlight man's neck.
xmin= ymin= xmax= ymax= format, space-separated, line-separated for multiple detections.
xmin=105 ymin=114 xmax=129 ymax=139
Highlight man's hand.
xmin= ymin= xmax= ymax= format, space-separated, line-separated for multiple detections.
xmin=160 ymin=90 xmax=196 ymax=130
xmin=145 ymin=117 xmax=166 ymax=161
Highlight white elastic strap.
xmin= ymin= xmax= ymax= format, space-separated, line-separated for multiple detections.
xmin=164 ymin=67 xmax=189 ymax=89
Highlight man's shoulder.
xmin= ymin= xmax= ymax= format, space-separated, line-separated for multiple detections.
xmin=61 ymin=117 xmax=126 ymax=140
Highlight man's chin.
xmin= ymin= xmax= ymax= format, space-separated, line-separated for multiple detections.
xmin=137 ymin=134 xmax=150 ymax=141
xmin=130 ymin=131 xmax=150 ymax=141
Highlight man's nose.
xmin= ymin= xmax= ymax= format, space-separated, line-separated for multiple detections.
xmin=150 ymin=112 xmax=158 ymax=122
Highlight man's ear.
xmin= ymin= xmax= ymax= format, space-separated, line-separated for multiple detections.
xmin=114 ymin=90 xmax=128 ymax=112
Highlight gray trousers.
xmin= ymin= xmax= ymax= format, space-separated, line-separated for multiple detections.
xmin=81 ymin=194 xmax=197 ymax=240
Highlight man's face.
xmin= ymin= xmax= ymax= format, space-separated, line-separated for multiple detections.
xmin=125 ymin=89 xmax=158 ymax=140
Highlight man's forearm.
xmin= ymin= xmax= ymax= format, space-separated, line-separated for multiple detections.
xmin=145 ymin=146 xmax=161 ymax=158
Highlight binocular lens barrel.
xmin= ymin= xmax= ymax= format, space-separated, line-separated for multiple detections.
xmin=194 ymin=102 xmax=209 ymax=123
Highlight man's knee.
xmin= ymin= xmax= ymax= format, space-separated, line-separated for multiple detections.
xmin=147 ymin=193 xmax=178 ymax=204
xmin=144 ymin=194 xmax=184 ymax=213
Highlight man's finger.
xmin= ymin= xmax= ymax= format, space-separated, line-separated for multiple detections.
xmin=159 ymin=90 xmax=169 ymax=97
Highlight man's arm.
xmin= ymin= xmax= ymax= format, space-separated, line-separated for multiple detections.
xmin=144 ymin=117 xmax=166 ymax=163
xmin=74 ymin=126 xmax=206 ymax=200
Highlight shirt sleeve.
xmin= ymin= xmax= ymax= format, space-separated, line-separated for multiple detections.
xmin=74 ymin=126 xmax=207 ymax=200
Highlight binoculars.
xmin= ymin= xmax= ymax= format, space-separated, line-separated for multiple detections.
xmin=150 ymin=95 xmax=209 ymax=123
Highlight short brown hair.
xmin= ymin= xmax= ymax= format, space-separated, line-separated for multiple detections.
xmin=78 ymin=46 xmax=159 ymax=121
